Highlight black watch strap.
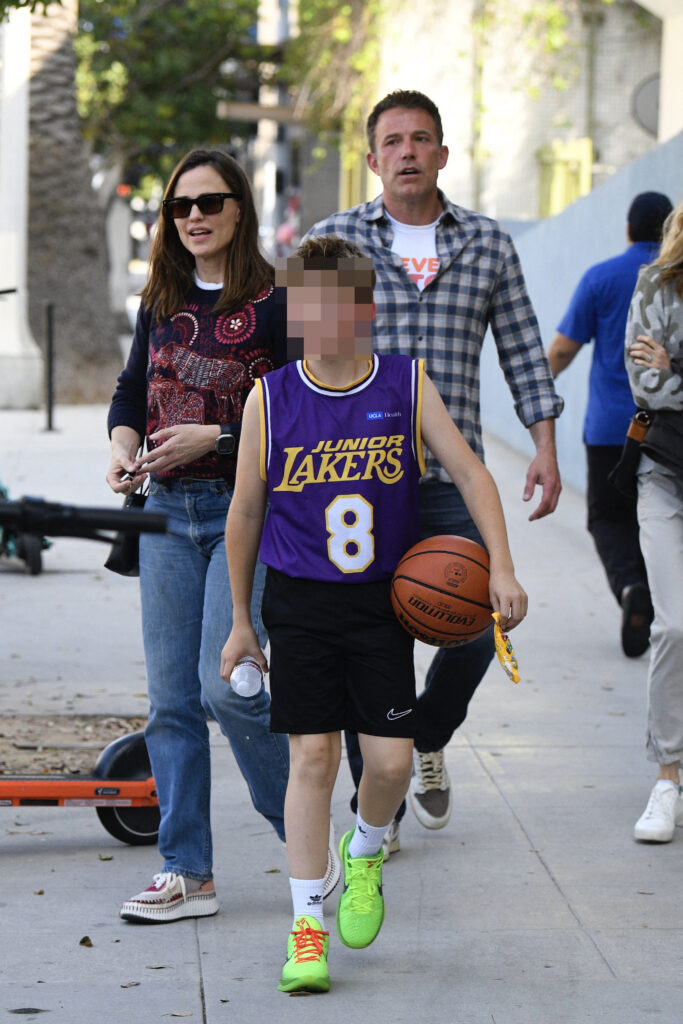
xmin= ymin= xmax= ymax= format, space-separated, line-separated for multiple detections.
xmin=215 ymin=425 xmax=236 ymax=455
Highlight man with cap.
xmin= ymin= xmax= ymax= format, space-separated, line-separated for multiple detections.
xmin=548 ymin=191 xmax=673 ymax=658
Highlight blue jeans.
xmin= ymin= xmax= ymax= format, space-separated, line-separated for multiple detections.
xmin=140 ymin=478 xmax=289 ymax=881
xmin=347 ymin=481 xmax=495 ymax=820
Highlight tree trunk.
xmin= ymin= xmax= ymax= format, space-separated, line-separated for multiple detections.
xmin=29 ymin=0 xmax=121 ymax=402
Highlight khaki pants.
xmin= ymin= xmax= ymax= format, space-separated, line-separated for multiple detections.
xmin=637 ymin=459 xmax=683 ymax=765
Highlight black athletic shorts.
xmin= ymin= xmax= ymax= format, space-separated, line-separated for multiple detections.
xmin=262 ymin=567 xmax=416 ymax=737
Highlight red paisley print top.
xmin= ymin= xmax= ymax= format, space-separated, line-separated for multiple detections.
xmin=108 ymin=281 xmax=286 ymax=480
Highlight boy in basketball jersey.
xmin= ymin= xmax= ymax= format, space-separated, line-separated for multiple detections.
xmin=220 ymin=235 xmax=527 ymax=993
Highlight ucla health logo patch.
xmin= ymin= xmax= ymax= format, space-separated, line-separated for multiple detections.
xmin=366 ymin=411 xmax=384 ymax=420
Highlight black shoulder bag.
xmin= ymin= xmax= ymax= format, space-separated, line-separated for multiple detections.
xmin=607 ymin=409 xmax=652 ymax=499
xmin=104 ymin=481 xmax=149 ymax=577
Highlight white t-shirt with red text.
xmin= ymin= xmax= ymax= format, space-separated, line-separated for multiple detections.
xmin=386 ymin=210 xmax=441 ymax=291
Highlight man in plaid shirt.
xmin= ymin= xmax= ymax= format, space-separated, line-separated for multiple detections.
xmin=304 ymin=89 xmax=563 ymax=855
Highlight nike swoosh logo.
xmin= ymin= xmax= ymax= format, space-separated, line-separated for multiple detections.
xmin=387 ymin=708 xmax=412 ymax=720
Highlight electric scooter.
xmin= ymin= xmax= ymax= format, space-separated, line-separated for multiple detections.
xmin=0 ymin=496 xmax=166 ymax=845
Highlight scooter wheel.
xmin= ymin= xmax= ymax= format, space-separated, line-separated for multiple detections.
xmin=16 ymin=533 xmax=42 ymax=575
xmin=94 ymin=731 xmax=159 ymax=846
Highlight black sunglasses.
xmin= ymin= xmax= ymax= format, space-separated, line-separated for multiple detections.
xmin=162 ymin=192 xmax=242 ymax=219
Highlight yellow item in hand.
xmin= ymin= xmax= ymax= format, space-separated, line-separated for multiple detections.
xmin=492 ymin=612 xmax=520 ymax=683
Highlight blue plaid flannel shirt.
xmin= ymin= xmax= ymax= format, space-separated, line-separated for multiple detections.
xmin=306 ymin=192 xmax=563 ymax=481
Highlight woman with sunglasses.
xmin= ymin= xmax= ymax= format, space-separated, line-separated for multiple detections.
xmin=105 ymin=149 xmax=291 ymax=923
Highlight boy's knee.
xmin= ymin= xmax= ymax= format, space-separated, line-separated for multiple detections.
xmin=291 ymin=735 xmax=338 ymax=788
xmin=372 ymin=749 xmax=412 ymax=790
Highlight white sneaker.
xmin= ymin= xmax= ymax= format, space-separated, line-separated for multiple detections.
xmin=408 ymin=749 xmax=452 ymax=829
xmin=634 ymin=781 xmax=683 ymax=843
xmin=120 ymin=872 xmax=219 ymax=923
xmin=323 ymin=820 xmax=341 ymax=898
xmin=381 ymin=818 xmax=401 ymax=861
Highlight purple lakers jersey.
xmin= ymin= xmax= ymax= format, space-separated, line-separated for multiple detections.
xmin=257 ymin=353 xmax=426 ymax=582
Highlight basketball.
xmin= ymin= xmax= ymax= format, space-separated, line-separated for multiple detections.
xmin=391 ymin=535 xmax=492 ymax=647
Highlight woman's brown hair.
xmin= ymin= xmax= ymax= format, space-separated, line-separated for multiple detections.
xmin=141 ymin=149 xmax=273 ymax=318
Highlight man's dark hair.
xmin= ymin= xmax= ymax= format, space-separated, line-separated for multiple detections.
xmin=627 ymin=192 xmax=673 ymax=243
xmin=366 ymin=90 xmax=443 ymax=152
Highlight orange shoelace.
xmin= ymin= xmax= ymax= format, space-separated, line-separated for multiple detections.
xmin=291 ymin=920 xmax=329 ymax=962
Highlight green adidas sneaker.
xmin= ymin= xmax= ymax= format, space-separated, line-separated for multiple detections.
xmin=278 ymin=915 xmax=330 ymax=994
xmin=336 ymin=829 xmax=385 ymax=949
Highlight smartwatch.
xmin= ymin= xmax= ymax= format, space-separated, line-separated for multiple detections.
xmin=215 ymin=425 xmax=236 ymax=456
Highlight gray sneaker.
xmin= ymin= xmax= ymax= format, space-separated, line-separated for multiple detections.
xmin=409 ymin=749 xmax=452 ymax=829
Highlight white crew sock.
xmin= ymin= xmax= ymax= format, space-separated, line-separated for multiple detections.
xmin=289 ymin=876 xmax=326 ymax=927
xmin=347 ymin=812 xmax=390 ymax=859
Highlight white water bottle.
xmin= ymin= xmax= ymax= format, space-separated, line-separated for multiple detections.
xmin=229 ymin=657 xmax=264 ymax=697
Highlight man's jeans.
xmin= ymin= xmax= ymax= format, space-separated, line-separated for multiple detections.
xmin=347 ymin=481 xmax=495 ymax=820
xmin=140 ymin=478 xmax=288 ymax=881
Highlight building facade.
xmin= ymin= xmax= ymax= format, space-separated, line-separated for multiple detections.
xmin=339 ymin=0 xmax=663 ymax=221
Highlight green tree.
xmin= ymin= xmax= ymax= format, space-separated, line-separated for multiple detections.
xmin=75 ymin=0 xmax=267 ymax=186
xmin=0 ymin=0 xmax=61 ymax=17
xmin=280 ymin=0 xmax=384 ymax=163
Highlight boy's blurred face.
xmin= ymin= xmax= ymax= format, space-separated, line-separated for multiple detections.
xmin=276 ymin=259 xmax=375 ymax=360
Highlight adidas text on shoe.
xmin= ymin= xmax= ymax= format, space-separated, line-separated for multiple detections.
xmin=119 ymin=872 xmax=219 ymax=923
xmin=336 ymin=829 xmax=385 ymax=949
xmin=382 ymin=818 xmax=401 ymax=861
xmin=634 ymin=781 xmax=683 ymax=843
xmin=409 ymin=749 xmax=452 ymax=829
xmin=278 ymin=916 xmax=330 ymax=993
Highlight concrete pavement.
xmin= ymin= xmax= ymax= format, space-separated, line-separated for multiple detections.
xmin=1 ymin=405 xmax=682 ymax=1023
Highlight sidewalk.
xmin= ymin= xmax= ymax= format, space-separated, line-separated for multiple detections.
xmin=1 ymin=406 xmax=681 ymax=1023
